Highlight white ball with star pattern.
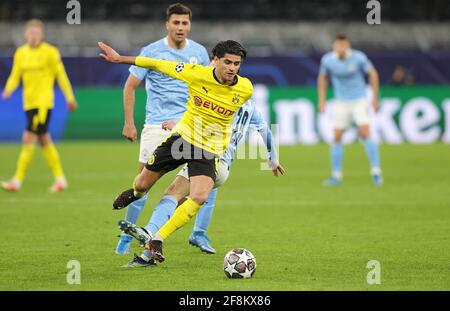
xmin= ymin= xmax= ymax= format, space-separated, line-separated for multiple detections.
xmin=223 ymin=248 xmax=256 ymax=279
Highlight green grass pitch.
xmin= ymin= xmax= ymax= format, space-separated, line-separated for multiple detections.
xmin=0 ymin=141 xmax=449 ymax=290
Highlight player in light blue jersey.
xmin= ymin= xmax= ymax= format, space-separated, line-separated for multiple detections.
xmin=119 ymin=98 xmax=285 ymax=268
xmin=318 ymin=34 xmax=383 ymax=186
xmin=115 ymin=3 xmax=211 ymax=255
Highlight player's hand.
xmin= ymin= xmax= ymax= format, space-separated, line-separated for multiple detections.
xmin=98 ymin=42 xmax=122 ymax=63
xmin=269 ymin=161 xmax=285 ymax=177
xmin=123 ymin=123 xmax=138 ymax=142
xmin=67 ymin=100 xmax=78 ymax=112
xmin=1 ymin=90 xmax=11 ymax=101
xmin=162 ymin=120 xmax=176 ymax=131
xmin=318 ymin=101 xmax=326 ymax=113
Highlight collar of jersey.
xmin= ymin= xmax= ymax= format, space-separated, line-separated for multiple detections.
xmin=163 ymin=37 xmax=189 ymax=50
xmin=332 ymin=49 xmax=353 ymax=60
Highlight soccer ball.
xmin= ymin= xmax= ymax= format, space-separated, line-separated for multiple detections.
xmin=223 ymin=248 xmax=256 ymax=279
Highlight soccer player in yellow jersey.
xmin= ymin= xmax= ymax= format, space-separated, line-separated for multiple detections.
xmin=99 ymin=40 xmax=253 ymax=262
xmin=1 ymin=19 xmax=77 ymax=192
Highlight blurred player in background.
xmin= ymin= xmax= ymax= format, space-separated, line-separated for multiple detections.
xmin=1 ymin=19 xmax=77 ymax=193
xmin=318 ymin=34 xmax=383 ymax=186
xmin=117 ymin=98 xmax=285 ymax=268
xmin=115 ymin=3 xmax=215 ymax=255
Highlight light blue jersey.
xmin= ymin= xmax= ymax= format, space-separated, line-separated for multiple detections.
xmin=129 ymin=37 xmax=210 ymax=124
xmin=221 ymin=99 xmax=277 ymax=167
xmin=319 ymin=49 xmax=373 ymax=100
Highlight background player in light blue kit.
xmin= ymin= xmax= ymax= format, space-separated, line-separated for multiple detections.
xmin=317 ymin=34 xmax=383 ymax=186
xmin=115 ymin=3 xmax=211 ymax=254
xmin=119 ymin=98 xmax=285 ymax=267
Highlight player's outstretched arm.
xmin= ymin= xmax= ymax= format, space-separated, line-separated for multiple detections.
xmin=98 ymin=42 xmax=136 ymax=65
xmin=99 ymin=41 xmax=200 ymax=85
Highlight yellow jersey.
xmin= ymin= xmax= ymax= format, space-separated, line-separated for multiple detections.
xmin=135 ymin=57 xmax=253 ymax=155
xmin=4 ymin=42 xmax=75 ymax=111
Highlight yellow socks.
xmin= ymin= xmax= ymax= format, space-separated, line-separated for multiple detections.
xmin=13 ymin=144 xmax=36 ymax=182
xmin=42 ymin=143 xmax=65 ymax=179
xmin=157 ymin=198 xmax=201 ymax=239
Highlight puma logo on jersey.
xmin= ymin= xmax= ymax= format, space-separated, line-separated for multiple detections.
xmin=202 ymin=86 xmax=211 ymax=94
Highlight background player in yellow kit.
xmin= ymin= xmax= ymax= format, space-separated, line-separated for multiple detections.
xmin=1 ymin=19 xmax=77 ymax=192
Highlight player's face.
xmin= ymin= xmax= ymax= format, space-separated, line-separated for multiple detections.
xmin=166 ymin=14 xmax=191 ymax=45
xmin=214 ymin=53 xmax=242 ymax=84
xmin=332 ymin=39 xmax=350 ymax=59
xmin=24 ymin=25 xmax=44 ymax=47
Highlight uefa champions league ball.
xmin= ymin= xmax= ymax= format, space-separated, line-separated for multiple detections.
xmin=223 ymin=248 xmax=256 ymax=279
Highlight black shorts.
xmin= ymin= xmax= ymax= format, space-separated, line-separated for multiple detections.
xmin=145 ymin=132 xmax=218 ymax=181
xmin=25 ymin=108 xmax=52 ymax=135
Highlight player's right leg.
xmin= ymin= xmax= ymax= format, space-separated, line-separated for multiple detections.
xmin=113 ymin=168 xmax=162 ymax=209
xmin=148 ymin=157 xmax=217 ymax=262
xmin=121 ymin=174 xmax=190 ymax=266
xmin=2 ymin=131 xmax=37 ymax=192
xmin=324 ymin=101 xmax=351 ymax=186
xmin=2 ymin=109 xmax=40 ymax=192
xmin=113 ymin=132 xmax=185 ymax=210
xmin=189 ymin=159 xmax=229 ymax=254
xmin=116 ymin=126 xmax=170 ymax=254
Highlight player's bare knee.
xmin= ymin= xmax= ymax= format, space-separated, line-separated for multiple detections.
xmin=189 ymin=192 xmax=208 ymax=205
xmin=134 ymin=177 xmax=149 ymax=192
xmin=333 ymin=129 xmax=344 ymax=142
xmin=38 ymin=134 xmax=51 ymax=147
xmin=358 ymin=125 xmax=370 ymax=139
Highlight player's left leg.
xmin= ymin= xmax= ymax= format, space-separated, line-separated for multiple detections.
xmin=149 ymin=173 xmax=215 ymax=263
xmin=33 ymin=109 xmax=68 ymax=192
xmin=354 ymin=99 xmax=383 ymax=186
xmin=38 ymin=133 xmax=68 ymax=192
xmin=189 ymin=188 xmax=218 ymax=254
xmin=358 ymin=125 xmax=383 ymax=185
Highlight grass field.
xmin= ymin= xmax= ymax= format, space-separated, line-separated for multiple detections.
xmin=0 ymin=141 xmax=449 ymax=290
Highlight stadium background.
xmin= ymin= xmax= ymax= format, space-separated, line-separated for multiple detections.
xmin=1 ymin=0 xmax=449 ymax=143
xmin=1 ymin=0 xmax=450 ymax=290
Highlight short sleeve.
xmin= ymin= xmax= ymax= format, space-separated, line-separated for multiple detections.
xmin=200 ymin=46 xmax=210 ymax=66
xmin=359 ymin=52 xmax=374 ymax=73
xmin=319 ymin=56 xmax=328 ymax=75
xmin=129 ymin=47 xmax=150 ymax=80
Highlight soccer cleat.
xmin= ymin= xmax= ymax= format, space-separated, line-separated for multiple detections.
xmin=50 ymin=178 xmax=68 ymax=193
xmin=145 ymin=240 xmax=165 ymax=263
xmin=118 ymin=220 xmax=152 ymax=247
xmin=1 ymin=179 xmax=21 ymax=192
xmin=323 ymin=176 xmax=342 ymax=186
xmin=113 ymin=188 xmax=139 ymax=210
xmin=115 ymin=234 xmax=133 ymax=255
xmin=372 ymin=174 xmax=384 ymax=186
xmin=189 ymin=231 xmax=216 ymax=254
xmin=121 ymin=254 xmax=157 ymax=268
